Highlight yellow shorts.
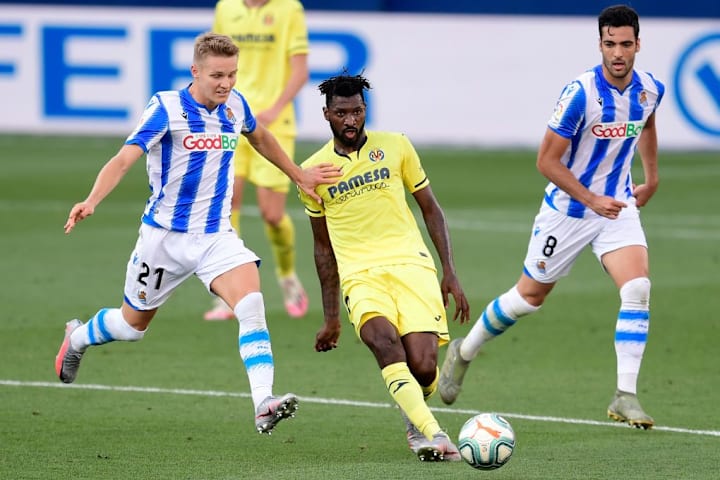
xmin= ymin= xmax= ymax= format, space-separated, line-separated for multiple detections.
xmin=234 ymin=133 xmax=295 ymax=193
xmin=342 ymin=264 xmax=450 ymax=346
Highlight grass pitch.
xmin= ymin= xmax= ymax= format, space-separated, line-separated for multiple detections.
xmin=1 ymin=135 xmax=718 ymax=479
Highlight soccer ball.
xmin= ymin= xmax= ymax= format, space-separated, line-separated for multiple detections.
xmin=457 ymin=413 xmax=515 ymax=470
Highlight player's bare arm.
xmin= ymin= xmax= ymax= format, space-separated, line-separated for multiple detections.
xmin=244 ymin=124 xmax=341 ymax=203
xmin=64 ymin=144 xmax=144 ymax=234
xmin=413 ymin=186 xmax=470 ymax=323
xmin=633 ymin=112 xmax=659 ymax=207
xmin=310 ymin=216 xmax=342 ymax=352
xmin=537 ymin=128 xmax=627 ymax=219
xmin=256 ymin=53 xmax=308 ymax=126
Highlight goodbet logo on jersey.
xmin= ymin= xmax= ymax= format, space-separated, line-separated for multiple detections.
xmin=591 ymin=121 xmax=645 ymax=139
xmin=182 ymin=133 xmax=239 ymax=151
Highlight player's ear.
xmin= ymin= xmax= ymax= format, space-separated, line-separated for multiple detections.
xmin=323 ymin=106 xmax=329 ymax=121
xmin=636 ymin=37 xmax=641 ymax=53
xmin=190 ymin=64 xmax=199 ymax=78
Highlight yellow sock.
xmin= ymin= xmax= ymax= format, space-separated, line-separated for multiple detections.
xmin=421 ymin=367 xmax=439 ymax=400
xmin=230 ymin=209 xmax=241 ymax=236
xmin=264 ymin=213 xmax=295 ymax=278
xmin=382 ymin=362 xmax=441 ymax=439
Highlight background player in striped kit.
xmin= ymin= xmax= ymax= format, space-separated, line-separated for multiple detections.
xmin=206 ymin=0 xmax=311 ymax=320
xmin=439 ymin=5 xmax=663 ymax=429
xmin=54 ymin=32 xmax=340 ymax=434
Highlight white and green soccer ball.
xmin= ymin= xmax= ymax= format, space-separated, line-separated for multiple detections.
xmin=457 ymin=413 xmax=515 ymax=470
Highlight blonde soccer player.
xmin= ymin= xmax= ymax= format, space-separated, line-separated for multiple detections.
xmin=55 ymin=32 xmax=340 ymax=434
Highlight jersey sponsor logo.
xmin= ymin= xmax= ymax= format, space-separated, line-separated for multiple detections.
xmin=231 ymin=33 xmax=275 ymax=44
xmin=368 ymin=148 xmax=384 ymax=162
xmin=182 ymin=133 xmax=238 ymax=151
xmin=327 ymin=167 xmax=390 ymax=199
xmin=590 ymin=121 xmax=644 ymax=138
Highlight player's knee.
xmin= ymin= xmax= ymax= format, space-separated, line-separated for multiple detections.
xmin=407 ymin=356 xmax=437 ymax=384
xmin=261 ymin=209 xmax=286 ymax=226
xmin=619 ymin=277 xmax=651 ymax=307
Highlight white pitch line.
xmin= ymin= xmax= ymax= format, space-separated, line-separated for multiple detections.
xmin=2 ymin=379 xmax=719 ymax=437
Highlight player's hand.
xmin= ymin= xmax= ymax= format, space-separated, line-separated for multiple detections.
xmin=632 ymin=182 xmax=658 ymax=207
xmin=64 ymin=202 xmax=95 ymax=234
xmin=315 ymin=318 xmax=341 ymax=352
xmin=441 ymin=273 xmax=471 ymax=324
xmin=588 ymin=195 xmax=627 ymax=219
xmin=298 ymin=163 xmax=342 ymax=204
xmin=255 ymin=109 xmax=280 ymax=128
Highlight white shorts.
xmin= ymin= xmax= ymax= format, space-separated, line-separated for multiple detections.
xmin=522 ymin=201 xmax=647 ymax=283
xmin=123 ymin=223 xmax=260 ymax=310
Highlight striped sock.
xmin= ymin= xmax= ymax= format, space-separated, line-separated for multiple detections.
xmin=615 ymin=278 xmax=651 ymax=394
xmin=235 ymin=292 xmax=274 ymax=409
xmin=70 ymin=308 xmax=144 ymax=352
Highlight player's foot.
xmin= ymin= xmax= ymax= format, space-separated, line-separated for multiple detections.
xmin=607 ymin=390 xmax=654 ymax=429
xmin=279 ymin=273 xmax=308 ymax=318
xmin=55 ymin=319 xmax=84 ymax=383
xmin=438 ymin=337 xmax=470 ymax=405
xmin=203 ymin=297 xmax=235 ymax=321
xmin=255 ymin=393 xmax=299 ymax=434
xmin=416 ymin=431 xmax=462 ymax=462
xmin=400 ymin=410 xmax=426 ymax=453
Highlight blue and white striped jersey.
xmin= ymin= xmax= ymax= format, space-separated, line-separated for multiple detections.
xmin=544 ymin=65 xmax=664 ymax=219
xmin=126 ymin=86 xmax=256 ymax=233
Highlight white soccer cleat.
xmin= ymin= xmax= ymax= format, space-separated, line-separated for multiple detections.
xmin=255 ymin=393 xmax=299 ymax=434
xmin=416 ymin=431 xmax=462 ymax=462
xmin=400 ymin=410 xmax=426 ymax=453
xmin=607 ymin=390 xmax=654 ymax=429
xmin=438 ymin=337 xmax=470 ymax=405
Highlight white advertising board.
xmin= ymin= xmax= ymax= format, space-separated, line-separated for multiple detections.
xmin=0 ymin=5 xmax=719 ymax=149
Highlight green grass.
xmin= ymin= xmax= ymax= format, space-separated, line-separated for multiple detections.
xmin=1 ymin=135 xmax=718 ymax=479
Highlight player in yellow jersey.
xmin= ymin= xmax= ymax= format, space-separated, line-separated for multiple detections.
xmin=206 ymin=0 xmax=310 ymax=320
xmin=298 ymin=74 xmax=471 ymax=462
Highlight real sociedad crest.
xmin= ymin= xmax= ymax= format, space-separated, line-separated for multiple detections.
xmin=226 ymin=107 xmax=236 ymax=123
xmin=369 ymin=148 xmax=384 ymax=162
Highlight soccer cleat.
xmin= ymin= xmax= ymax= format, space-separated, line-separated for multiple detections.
xmin=416 ymin=431 xmax=462 ymax=462
xmin=400 ymin=410 xmax=426 ymax=453
xmin=279 ymin=273 xmax=308 ymax=318
xmin=438 ymin=337 xmax=470 ymax=405
xmin=255 ymin=393 xmax=299 ymax=434
xmin=607 ymin=390 xmax=654 ymax=429
xmin=55 ymin=319 xmax=84 ymax=383
xmin=203 ymin=297 xmax=235 ymax=321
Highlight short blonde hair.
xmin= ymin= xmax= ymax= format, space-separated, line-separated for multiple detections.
xmin=193 ymin=32 xmax=238 ymax=64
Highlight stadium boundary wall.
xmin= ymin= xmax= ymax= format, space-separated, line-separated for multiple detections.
xmin=1 ymin=5 xmax=719 ymax=149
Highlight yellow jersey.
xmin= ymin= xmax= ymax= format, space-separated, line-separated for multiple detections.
xmin=299 ymin=131 xmax=436 ymax=280
xmin=213 ymin=0 xmax=308 ymax=136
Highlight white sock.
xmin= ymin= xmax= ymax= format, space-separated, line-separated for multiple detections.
xmin=460 ymin=286 xmax=539 ymax=361
xmin=235 ymin=292 xmax=274 ymax=410
xmin=70 ymin=308 xmax=145 ymax=352
xmin=615 ymin=278 xmax=651 ymax=394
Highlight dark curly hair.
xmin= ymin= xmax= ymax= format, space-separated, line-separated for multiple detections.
xmin=318 ymin=74 xmax=372 ymax=107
